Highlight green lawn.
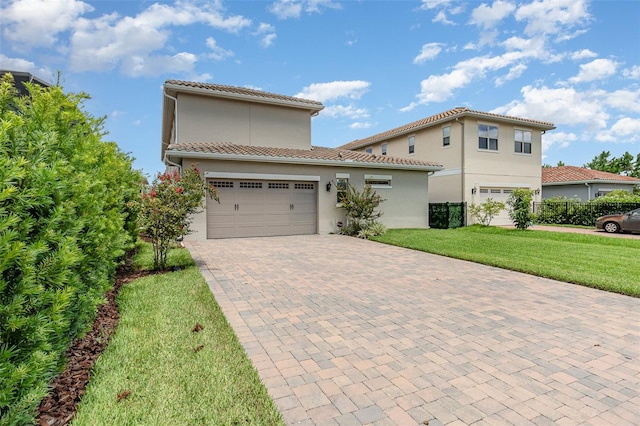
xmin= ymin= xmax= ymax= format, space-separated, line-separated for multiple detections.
xmin=372 ymin=226 xmax=640 ymax=297
xmin=72 ymin=243 xmax=284 ymax=426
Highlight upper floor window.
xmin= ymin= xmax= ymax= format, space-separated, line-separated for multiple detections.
xmin=365 ymin=147 xmax=373 ymax=154
xmin=408 ymin=135 xmax=415 ymax=154
xmin=514 ymin=130 xmax=532 ymax=154
xmin=443 ymin=126 xmax=451 ymax=147
xmin=478 ymin=124 xmax=498 ymax=151
xmin=381 ymin=143 xmax=387 ymax=155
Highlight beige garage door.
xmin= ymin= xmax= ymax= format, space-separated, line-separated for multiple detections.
xmin=479 ymin=187 xmax=513 ymax=226
xmin=206 ymin=179 xmax=317 ymax=238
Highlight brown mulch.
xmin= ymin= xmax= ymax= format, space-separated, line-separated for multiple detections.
xmin=36 ymin=266 xmax=161 ymax=426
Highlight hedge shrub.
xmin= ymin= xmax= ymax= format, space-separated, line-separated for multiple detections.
xmin=0 ymin=74 xmax=142 ymax=425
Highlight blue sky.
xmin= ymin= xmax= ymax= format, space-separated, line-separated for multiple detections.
xmin=1 ymin=0 xmax=639 ymax=178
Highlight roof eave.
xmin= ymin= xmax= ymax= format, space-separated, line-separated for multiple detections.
xmin=542 ymin=180 xmax=640 ymax=186
xmin=163 ymin=82 xmax=324 ymax=114
xmin=164 ymin=149 xmax=444 ymax=172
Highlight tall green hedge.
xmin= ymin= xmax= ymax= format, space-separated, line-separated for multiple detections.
xmin=0 ymin=74 xmax=142 ymax=425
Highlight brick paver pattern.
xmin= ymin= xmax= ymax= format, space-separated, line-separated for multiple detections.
xmin=187 ymin=235 xmax=640 ymax=426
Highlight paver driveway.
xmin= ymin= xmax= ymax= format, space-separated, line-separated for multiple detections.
xmin=187 ymin=235 xmax=640 ymax=426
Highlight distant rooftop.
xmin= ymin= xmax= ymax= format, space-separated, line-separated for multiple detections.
xmin=542 ymin=166 xmax=640 ymax=184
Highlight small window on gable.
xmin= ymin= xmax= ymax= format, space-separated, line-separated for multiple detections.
xmin=381 ymin=143 xmax=387 ymax=155
xmin=408 ymin=135 xmax=415 ymax=154
xmin=514 ymin=130 xmax=532 ymax=154
xmin=365 ymin=174 xmax=392 ymax=188
xmin=443 ymin=126 xmax=451 ymax=147
xmin=365 ymin=147 xmax=373 ymax=154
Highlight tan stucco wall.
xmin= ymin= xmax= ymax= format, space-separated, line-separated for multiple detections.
xmin=353 ymin=118 xmax=544 ymax=207
xmin=176 ymin=93 xmax=312 ymax=150
xmin=180 ymin=158 xmax=430 ymax=240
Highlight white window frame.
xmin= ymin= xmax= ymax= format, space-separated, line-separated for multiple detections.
xmin=478 ymin=124 xmax=498 ymax=151
xmin=381 ymin=143 xmax=387 ymax=155
xmin=408 ymin=135 xmax=415 ymax=154
xmin=442 ymin=126 xmax=451 ymax=147
xmin=364 ymin=174 xmax=392 ymax=189
xmin=336 ymin=173 xmax=350 ymax=205
xmin=514 ymin=129 xmax=532 ymax=154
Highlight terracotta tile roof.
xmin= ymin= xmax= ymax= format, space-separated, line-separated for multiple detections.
xmin=542 ymin=166 xmax=640 ymax=184
xmin=166 ymin=142 xmax=443 ymax=170
xmin=338 ymin=107 xmax=556 ymax=150
xmin=164 ymin=80 xmax=324 ymax=110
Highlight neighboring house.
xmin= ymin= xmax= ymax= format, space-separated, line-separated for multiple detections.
xmin=0 ymin=70 xmax=50 ymax=95
xmin=161 ymin=80 xmax=443 ymax=239
xmin=542 ymin=166 xmax=640 ymax=200
xmin=338 ymin=107 xmax=556 ymax=225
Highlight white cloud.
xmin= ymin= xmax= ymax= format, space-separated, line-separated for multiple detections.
xmin=492 ymin=85 xmax=609 ymax=130
xmin=433 ymin=10 xmax=455 ymax=25
xmin=623 ymin=65 xmax=640 ymax=80
xmin=0 ymin=54 xmax=51 ymax=78
xmin=570 ymin=49 xmax=597 ymax=60
xmin=269 ymin=0 xmax=341 ymax=20
xmin=495 ymin=63 xmax=527 ymax=86
xmin=413 ymin=42 xmax=445 ymax=64
xmin=470 ymin=1 xmax=515 ymax=30
xmin=206 ymin=37 xmax=234 ymax=60
xmin=569 ymin=58 xmax=618 ymax=83
xmin=420 ymin=0 xmax=452 ymax=10
xmin=349 ymin=121 xmax=372 ymax=129
xmin=321 ymin=104 xmax=369 ymax=119
xmin=603 ymin=89 xmax=640 ymax=113
xmin=0 ymin=0 xmax=93 ymax=48
xmin=515 ymin=0 xmax=590 ymax=38
xmin=595 ymin=118 xmax=640 ymax=143
xmin=255 ymin=23 xmax=277 ymax=47
xmin=66 ymin=1 xmax=250 ymax=75
xmin=541 ymin=131 xmax=576 ymax=154
xmin=295 ymin=80 xmax=370 ymax=102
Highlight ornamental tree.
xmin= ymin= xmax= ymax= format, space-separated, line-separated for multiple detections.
xmin=140 ymin=166 xmax=219 ymax=270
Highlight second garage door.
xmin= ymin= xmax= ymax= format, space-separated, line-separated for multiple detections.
xmin=479 ymin=187 xmax=513 ymax=226
xmin=206 ymin=179 xmax=317 ymax=238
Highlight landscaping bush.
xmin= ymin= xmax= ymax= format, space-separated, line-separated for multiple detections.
xmin=339 ymin=184 xmax=386 ymax=238
xmin=536 ymin=195 xmax=640 ymax=226
xmin=0 ymin=73 xmax=142 ymax=425
xmin=139 ymin=167 xmax=219 ymax=270
xmin=507 ymin=188 xmax=536 ymax=230
xmin=468 ymin=198 xmax=505 ymax=226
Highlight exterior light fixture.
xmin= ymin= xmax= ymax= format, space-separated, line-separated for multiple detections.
xmin=326 ymin=182 xmax=332 ymax=192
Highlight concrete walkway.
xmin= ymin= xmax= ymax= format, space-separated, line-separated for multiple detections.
xmin=187 ymin=235 xmax=640 ymax=425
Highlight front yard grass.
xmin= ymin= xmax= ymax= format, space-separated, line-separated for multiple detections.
xmin=72 ymin=242 xmax=284 ymax=426
xmin=373 ymin=226 xmax=640 ymax=297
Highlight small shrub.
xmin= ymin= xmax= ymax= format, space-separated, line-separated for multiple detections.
xmin=468 ymin=198 xmax=506 ymax=226
xmin=357 ymin=221 xmax=387 ymax=239
xmin=507 ymin=188 xmax=536 ymax=230
xmin=139 ymin=166 xmax=219 ymax=270
xmin=339 ymin=184 xmax=385 ymax=236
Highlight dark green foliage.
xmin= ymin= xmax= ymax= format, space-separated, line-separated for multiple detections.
xmin=536 ymin=196 xmax=640 ymax=226
xmin=0 ymin=73 xmax=142 ymax=425
xmin=584 ymin=150 xmax=640 ymax=178
xmin=507 ymin=188 xmax=536 ymax=230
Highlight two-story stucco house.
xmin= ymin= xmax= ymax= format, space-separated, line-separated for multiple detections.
xmin=338 ymin=107 xmax=556 ymax=225
xmin=161 ymin=80 xmax=443 ymax=239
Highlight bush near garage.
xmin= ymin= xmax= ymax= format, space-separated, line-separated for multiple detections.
xmin=0 ymin=73 xmax=142 ymax=425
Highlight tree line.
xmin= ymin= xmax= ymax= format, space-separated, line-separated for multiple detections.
xmin=544 ymin=150 xmax=640 ymax=178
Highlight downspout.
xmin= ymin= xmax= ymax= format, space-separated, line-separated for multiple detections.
xmin=163 ymin=89 xmax=181 ymax=172
xmin=456 ymin=117 xmax=465 ymax=203
xmin=585 ymin=182 xmax=591 ymax=200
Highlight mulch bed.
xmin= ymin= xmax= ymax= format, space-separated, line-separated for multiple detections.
xmin=36 ymin=266 xmax=161 ymax=426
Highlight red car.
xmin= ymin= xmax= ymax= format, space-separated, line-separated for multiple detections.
xmin=595 ymin=208 xmax=640 ymax=233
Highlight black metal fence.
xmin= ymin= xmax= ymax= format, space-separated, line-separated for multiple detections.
xmin=533 ymin=201 xmax=640 ymax=226
xmin=429 ymin=202 xmax=467 ymax=229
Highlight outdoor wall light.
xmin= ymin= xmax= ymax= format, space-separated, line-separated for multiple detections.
xmin=326 ymin=182 xmax=332 ymax=192
xmin=535 ymin=188 xmax=540 ymax=194
xmin=471 ymin=187 xmax=477 ymax=194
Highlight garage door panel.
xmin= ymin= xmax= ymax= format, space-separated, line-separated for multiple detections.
xmin=479 ymin=187 xmax=512 ymax=226
xmin=207 ymin=178 xmax=317 ymax=238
